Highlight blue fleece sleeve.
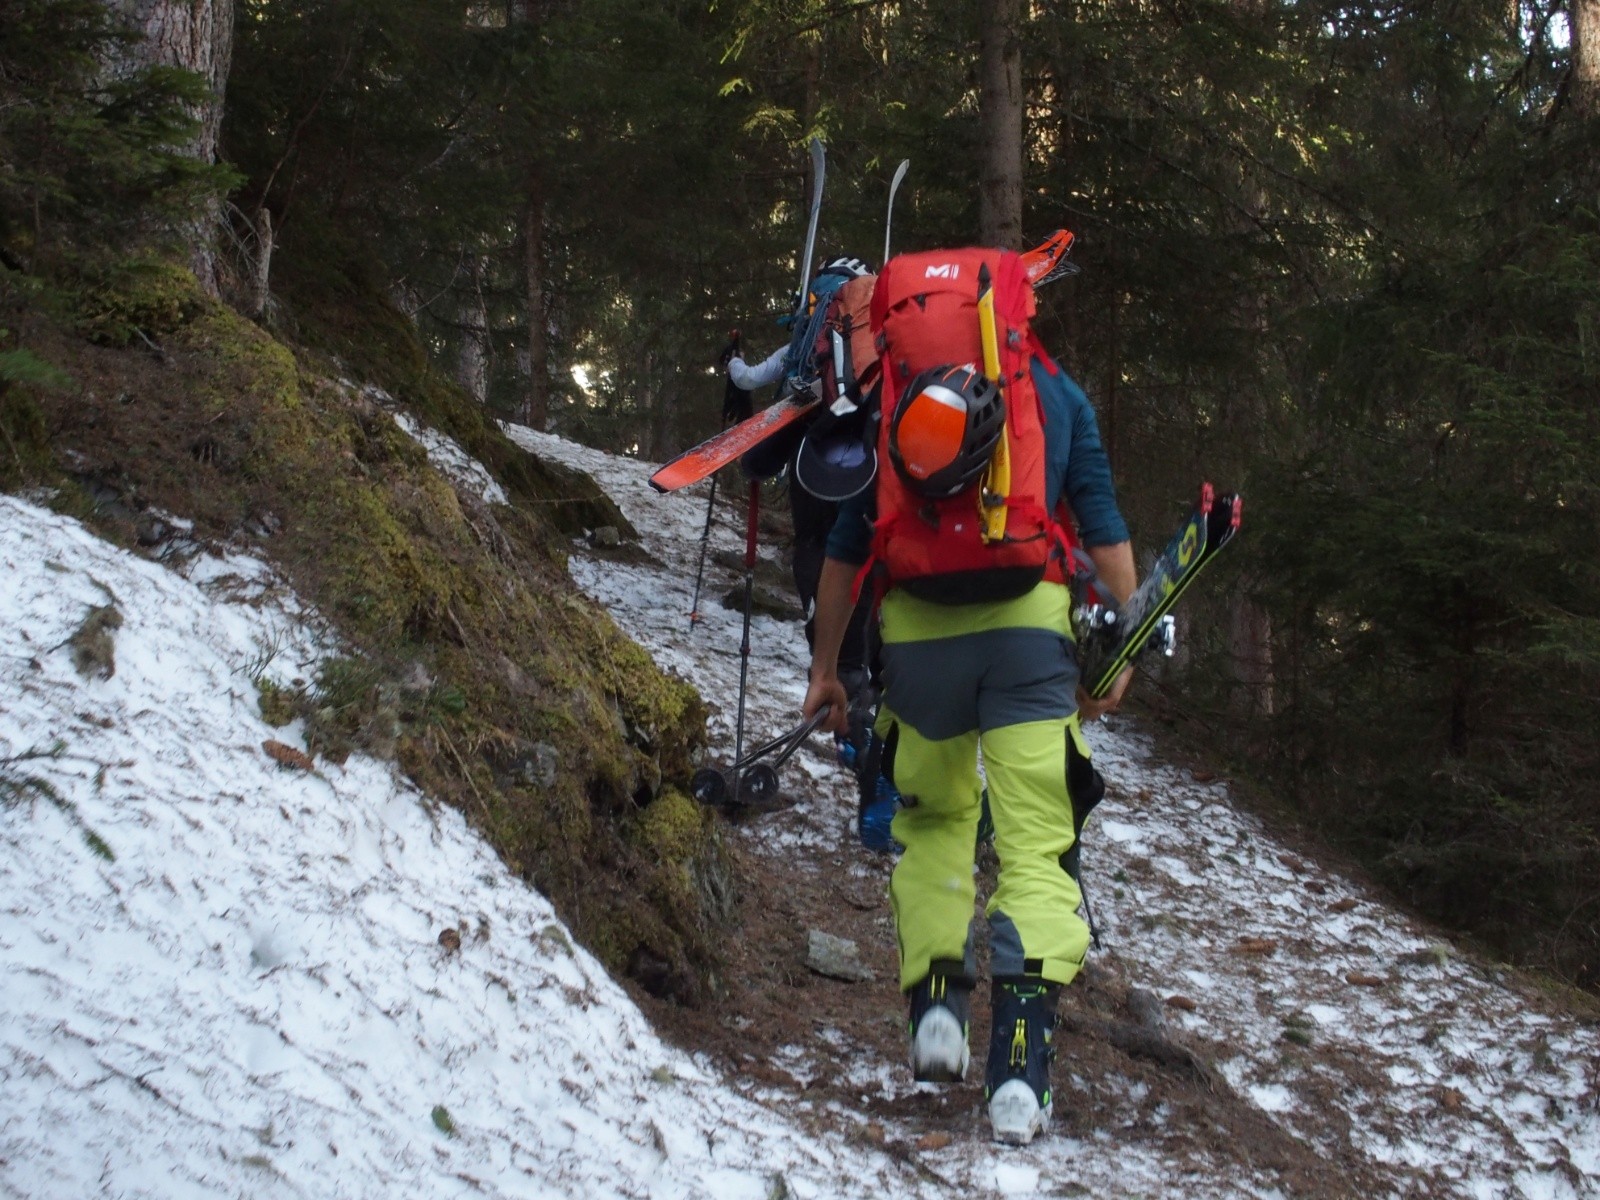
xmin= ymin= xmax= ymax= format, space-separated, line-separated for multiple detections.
xmin=823 ymin=491 xmax=874 ymax=565
xmin=1034 ymin=359 xmax=1129 ymax=547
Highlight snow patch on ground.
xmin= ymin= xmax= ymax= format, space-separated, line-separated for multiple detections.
xmin=0 ymin=494 xmax=938 ymax=1200
xmin=391 ymin=410 xmax=508 ymax=505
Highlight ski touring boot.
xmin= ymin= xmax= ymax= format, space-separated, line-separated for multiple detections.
xmin=985 ymin=978 xmax=1060 ymax=1145
xmin=858 ymin=770 xmax=903 ymax=853
xmin=907 ymin=964 xmax=972 ymax=1082
xmin=839 ymin=706 xmax=903 ymax=854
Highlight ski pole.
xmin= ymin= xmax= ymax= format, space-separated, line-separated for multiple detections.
xmin=1079 ymin=869 xmax=1101 ymax=951
xmin=730 ymin=479 xmax=760 ymax=806
xmin=723 ymin=704 xmax=831 ymax=774
xmin=690 ymin=704 xmax=832 ymax=809
xmin=688 ymin=474 xmax=717 ymax=632
xmin=692 ymin=332 xmax=750 ymax=631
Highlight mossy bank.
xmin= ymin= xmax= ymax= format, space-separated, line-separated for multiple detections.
xmin=0 ymin=253 xmax=730 ymax=1006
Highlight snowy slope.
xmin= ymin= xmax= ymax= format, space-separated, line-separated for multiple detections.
xmin=3 ymin=406 xmax=1598 ymax=1200
xmin=0 ymin=495 xmax=936 ymax=1200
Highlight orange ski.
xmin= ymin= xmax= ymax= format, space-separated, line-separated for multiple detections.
xmin=1021 ymin=229 xmax=1076 ymax=284
xmin=648 ymin=391 xmax=820 ymax=493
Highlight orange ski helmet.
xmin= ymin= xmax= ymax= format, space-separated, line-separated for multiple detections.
xmin=887 ymin=364 xmax=1004 ymax=498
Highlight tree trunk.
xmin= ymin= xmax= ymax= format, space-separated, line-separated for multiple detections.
xmin=101 ymin=0 xmax=234 ymax=295
xmin=979 ymin=0 xmax=1024 ymax=247
xmin=522 ymin=186 xmax=550 ymax=430
xmin=1228 ymin=594 xmax=1276 ymax=718
xmin=248 ymin=206 xmax=272 ymax=319
xmin=1575 ymin=0 xmax=1600 ymax=117
xmin=515 ymin=0 xmax=550 ymax=430
xmin=458 ymin=257 xmax=491 ymax=406
xmin=647 ymin=349 xmax=677 ymax=461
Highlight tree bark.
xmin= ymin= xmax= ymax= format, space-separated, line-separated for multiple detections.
xmin=522 ymin=186 xmax=550 ymax=430
xmin=979 ymin=0 xmax=1024 ymax=247
xmin=458 ymin=257 xmax=491 ymax=406
xmin=1575 ymin=0 xmax=1600 ymax=117
xmin=248 ymin=206 xmax=272 ymax=319
xmin=515 ymin=0 xmax=550 ymax=430
xmin=101 ymin=0 xmax=234 ymax=295
xmin=1228 ymin=593 xmax=1276 ymax=718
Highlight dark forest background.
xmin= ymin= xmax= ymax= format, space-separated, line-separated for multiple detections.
xmin=4 ymin=0 xmax=1600 ymax=987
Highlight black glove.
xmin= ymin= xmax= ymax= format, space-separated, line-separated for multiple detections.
xmin=724 ymin=376 xmax=753 ymax=424
xmin=719 ymin=330 xmax=752 ymax=422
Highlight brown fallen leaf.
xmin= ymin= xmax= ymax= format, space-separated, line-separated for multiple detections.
xmin=1439 ymin=1087 xmax=1465 ymax=1112
xmin=1329 ymin=897 xmax=1359 ymax=914
xmin=263 ymin=739 xmax=313 ymax=771
xmin=1165 ymin=995 xmax=1198 ymax=1012
xmin=861 ymin=1123 xmax=887 ymax=1145
xmin=1346 ymin=971 xmax=1385 ymax=987
xmin=916 ymin=1132 xmax=952 ymax=1152
xmin=1279 ymin=854 xmax=1307 ymax=872
xmin=1304 ymin=880 xmax=1328 ymax=895
xmin=438 ymin=928 xmax=462 ymax=953
xmin=1233 ymin=938 xmax=1279 ymax=955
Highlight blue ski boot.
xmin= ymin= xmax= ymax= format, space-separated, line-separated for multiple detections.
xmin=858 ymin=772 xmax=903 ymax=853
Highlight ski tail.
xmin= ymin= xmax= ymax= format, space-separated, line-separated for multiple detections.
xmin=1021 ymin=230 xmax=1077 ymax=286
xmin=796 ymin=137 xmax=827 ymax=299
xmin=884 ymin=159 xmax=910 ymax=265
xmin=647 ymin=394 xmax=821 ymax=493
xmin=1079 ymin=482 xmax=1243 ymax=698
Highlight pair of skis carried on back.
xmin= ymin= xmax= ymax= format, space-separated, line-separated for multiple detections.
xmin=1075 ymin=482 xmax=1243 ymax=699
xmin=647 ymin=227 xmax=1076 ymax=495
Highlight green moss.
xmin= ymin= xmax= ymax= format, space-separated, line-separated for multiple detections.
xmin=256 ymin=679 xmax=300 ymax=728
xmin=8 ymin=248 xmax=728 ymax=1007
xmin=0 ymin=320 xmax=71 ymax=489
xmin=0 ymin=387 xmax=53 ymax=489
xmin=631 ymin=787 xmax=710 ymax=865
xmin=70 ymin=258 xmax=203 ymax=347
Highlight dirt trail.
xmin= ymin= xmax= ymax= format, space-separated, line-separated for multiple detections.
xmin=509 ymin=426 xmax=1600 ymax=1200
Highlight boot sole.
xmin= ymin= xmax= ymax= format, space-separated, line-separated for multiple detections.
xmin=911 ymin=1006 xmax=970 ymax=1082
xmin=989 ymin=1079 xmax=1050 ymax=1145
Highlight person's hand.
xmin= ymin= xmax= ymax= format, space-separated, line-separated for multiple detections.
xmin=804 ymin=671 xmax=849 ymax=735
xmin=717 ymin=330 xmax=742 ymax=368
xmin=1077 ymin=666 xmax=1132 ymax=723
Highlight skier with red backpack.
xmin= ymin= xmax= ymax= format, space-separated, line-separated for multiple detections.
xmin=799 ymin=240 xmax=1136 ymax=1145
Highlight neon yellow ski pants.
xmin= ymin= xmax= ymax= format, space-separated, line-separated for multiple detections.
xmin=876 ymin=581 xmax=1091 ymax=990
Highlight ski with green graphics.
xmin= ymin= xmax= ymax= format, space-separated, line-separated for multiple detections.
xmin=1076 ymin=483 xmax=1242 ymax=699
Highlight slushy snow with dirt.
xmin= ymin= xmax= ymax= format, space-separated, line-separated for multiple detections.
xmin=1 ymin=411 xmax=1596 ymax=1199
